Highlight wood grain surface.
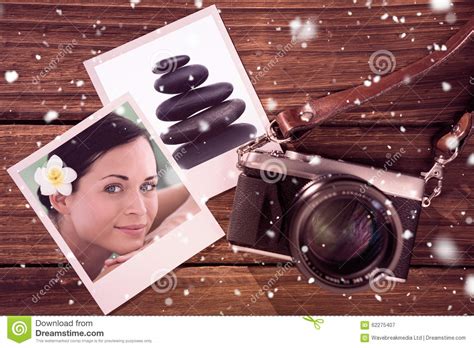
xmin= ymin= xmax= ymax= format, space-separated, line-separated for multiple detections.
xmin=0 ymin=0 xmax=473 ymax=315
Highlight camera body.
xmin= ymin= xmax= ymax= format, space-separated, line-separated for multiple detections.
xmin=228 ymin=150 xmax=426 ymax=291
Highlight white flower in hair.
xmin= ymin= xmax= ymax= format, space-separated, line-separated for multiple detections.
xmin=34 ymin=155 xmax=77 ymax=196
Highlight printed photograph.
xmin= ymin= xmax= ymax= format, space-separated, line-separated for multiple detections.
xmin=84 ymin=5 xmax=279 ymax=198
xmin=8 ymin=95 xmax=224 ymax=313
xmin=17 ymin=101 xmax=200 ymax=282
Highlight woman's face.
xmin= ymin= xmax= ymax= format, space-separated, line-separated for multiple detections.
xmin=64 ymin=137 xmax=159 ymax=255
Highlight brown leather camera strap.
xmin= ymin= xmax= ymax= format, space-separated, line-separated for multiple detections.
xmin=434 ymin=109 xmax=473 ymax=156
xmin=274 ymin=18 xmax=474 ymax=140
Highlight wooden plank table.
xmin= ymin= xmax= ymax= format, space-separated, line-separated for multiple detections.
xmin=0 ymin=0 xmax=473 ymax=315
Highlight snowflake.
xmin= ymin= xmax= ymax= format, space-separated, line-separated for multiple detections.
xmin=265 ymin=230 xmax=276 ymax=238
xmin=290 ymin=17 xmax=317 ymax=42
xmin=467 ymin=153 xmax=474 ymax=166
xmin=445 ymin=12 xmax=456 ymax=24
xmin=43 ymin=110 xmax=59 ymax=123
xmin=309 ymin=155 xmax=321 ymax=165
xmin=433 ymin=237 xmax=458 ymax=263
xmin=430 ymin=0 xmax=451 ymax=12
xmin=266 ymin=98 xmax=278 ymax=111
xmin=402 ymin=229 xmax=414 ymax=240
xmin=445 ymin=135 xmax=459 ymax=150
xmin=198 ymin=120 xmax=209 ymax=132
xmin=441 ymin=81 xmax=451 ymax=92
xmin=5 ymin=70 xmax=19 ymax=83
xmin=130 ymin=0 xmax=141 ymax=9
xmin=114 ymin=105 xmax=125 ymax=116
xmin=464 ymin=274 xmax=474 ymax=297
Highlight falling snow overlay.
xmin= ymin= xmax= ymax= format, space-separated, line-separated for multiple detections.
xmin=0 ymin=0 xmax=472 ymax=318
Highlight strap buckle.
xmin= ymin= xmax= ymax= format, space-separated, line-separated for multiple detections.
xmin=421 ymin=109 xmax=472 ymax=207
xmin=421 ymin=148 xmax=458 ymax=207
xmin=236 ymin=133 xmax=270 ymax=169
xmin=267 ymin=119 xmax=293 ymax=144
xmin=236 ymin=119 xmax=293 ymax=168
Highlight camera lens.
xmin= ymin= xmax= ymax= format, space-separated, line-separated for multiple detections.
xmin=289 ymin=176 xmax=403 ymax=290
xmin=303 ymin=197 xmax=387 ymax=275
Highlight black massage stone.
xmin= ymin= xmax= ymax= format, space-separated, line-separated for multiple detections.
xmin=154 ymin=64 xmax=208 ymax=94
xmin=152 ymin=55 xmax=190 ymax=74
xmin=153 ymin=55 xmax=251 ymax=169
xmin=160 ymin=99 xmax=246 ymax=145
xmin=156 ymin=82 xmax=234 ymax=121
xmin=172 ymin=124 xmax=257 ymax=169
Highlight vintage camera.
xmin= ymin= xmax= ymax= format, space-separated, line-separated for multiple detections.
xmin=228 ymin=149 xmax=426 ymax=291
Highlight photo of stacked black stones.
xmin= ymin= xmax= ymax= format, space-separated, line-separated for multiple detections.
xmin=153 ymin=54 xmax=257 ymax=169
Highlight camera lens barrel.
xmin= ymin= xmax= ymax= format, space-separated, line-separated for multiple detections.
xmin=289 ymin=175 xmax=403 ymax=291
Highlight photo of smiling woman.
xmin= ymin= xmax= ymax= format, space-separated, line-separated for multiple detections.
xmin=33 ymin=111 xmax=200 ymax=282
